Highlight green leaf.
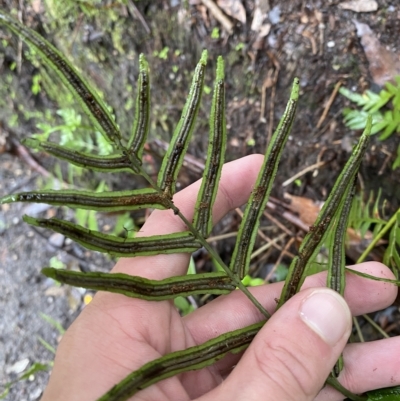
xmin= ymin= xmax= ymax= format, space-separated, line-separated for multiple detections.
xmin=42 ymin=268 xmax=235 ymax=300
xmin=230 ymin=78 xmax=299 ymax=279
xmin=193 ymin=56 xmax=226 ymax=238
xmin=279 ymin=116 xmax=372 ymax=307
xmin=1 ymin=188 xmax=170 ymax=211
xmin=128 ymin=54 xmax=150 ymax=159
xmin=0 ymin=362 xmax=50 ymax=399
xmin=157 ymin=50 xmax=207 ymax=197
xmin=0 ymin=11 xmax=125 ymax=147
xmin=97 ymin=322 xmax=264 ymax=400
xmin=24 ymin=216 xmax=202 ymax=257
xmin=39 ymin=312 xmax=66 ymax=335
xmin=367 ymin=386 xmax=400 ymax=400
xmin=23 ymin=138 xmax=137 ymax=173
xmin=339 ymin=87 xmax=369 ymax=106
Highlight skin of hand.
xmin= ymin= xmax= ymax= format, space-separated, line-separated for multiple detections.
xmin=41 ymin=155 xmax=398 ymax=401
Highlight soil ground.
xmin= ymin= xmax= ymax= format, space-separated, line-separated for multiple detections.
xmin=0 ymin=1 xmax=399 ymax=399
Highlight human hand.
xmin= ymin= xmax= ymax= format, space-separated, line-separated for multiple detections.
xmin=41 ymin=155 xmax=398 ymax=401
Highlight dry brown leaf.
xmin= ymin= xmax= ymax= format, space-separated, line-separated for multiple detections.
xmin=217 ymin=0 xmax=246 ymax=24
xmin=283 ymin=193 xmax=323 ymax=227
xmin=251 ymin=6 xmax=264 ymax=31
xmin=258 ymin=23 xmax=271 ymax=38
xmin=353 ymin=20 xmax=400 ymax=85
xmin=45 ymin=286 xmax=67 ymax=297
xmin=201 ymin=0 xmax=234 ymax=33
xmin=339 ymin=0 xmax=378 ymax=13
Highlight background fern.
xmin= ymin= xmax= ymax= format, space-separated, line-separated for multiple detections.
xmin=340 ymin=76 xmax=400 ymax=169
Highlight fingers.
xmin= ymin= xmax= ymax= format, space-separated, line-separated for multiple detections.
xmin=200 ymin=288 xmax=352 ymax=401
xmin=113 ymin=154 xmax=264 ymax=279
xmin=316 ymin=337 xmax=400 ymax=400
xmin=184 ymin=262 xmax=397 ymax=345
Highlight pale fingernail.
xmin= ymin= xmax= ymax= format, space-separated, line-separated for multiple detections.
xmin=299 ymin=289 xmax=351 ymax=346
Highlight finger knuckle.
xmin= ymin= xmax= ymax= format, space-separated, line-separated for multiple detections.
xmin=254 ymin=338 xmax=316 ymax=399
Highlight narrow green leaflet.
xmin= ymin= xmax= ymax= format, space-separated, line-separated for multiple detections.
xmin=346 ymin=268 xmax=400 ymax=285
xmin=42 ymin=269 xmax=235 ymax=300
xmin=230 ymin=78 xmax=299 ymax=279
xmin=278 ymin=116 xmax=372 ymax=308
xmin=327 ymin=179 xmax=357 ymax=377
xmin=366 ymin=386 xmax=400 ymax=400
xmin=328 ymin=179 xmax=356 ymax=296
xmin=1 ymin=188 xmax=170 ymax=211
xmin=24 ymin=216 xmax=201 ymax=256
xmin=193 ymin=56 xmax=226 ymax=238
xmin=0 ymin=363 xmax=50 ymax=400
xmin=97 ymin=322 xmax=264 ymax=401
xmin=326 ymin=376 xmax=367 ymax=401
xmin=157 ymin=50 xmax=207 ymax=197
xmin=0 ymin=11 xmax=131 ymax=152
xmin=128 ymin=54 xmax=150 ymax=159
xmin=22 ymin=138 xmax=137 ymax=173
xmin=383 ymin=210 xmax=400 ymax=279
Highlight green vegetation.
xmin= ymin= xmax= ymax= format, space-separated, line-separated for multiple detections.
xmin=0 ymin=10 xmax=399 ymax=401
xmin=340 ymin=76 xmax=400 ymax=169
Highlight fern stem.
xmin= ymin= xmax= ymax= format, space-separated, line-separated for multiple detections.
xmin=356 ymin=209 xmax=399 ymax=263
xmin=362 ymin=314 xmax=390 ymax=339
xmin=112 ymin=131 xmax=271 ymax=318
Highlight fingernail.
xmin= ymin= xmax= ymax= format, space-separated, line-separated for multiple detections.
xmin=299 ymin=290 xmax=351 ymax=346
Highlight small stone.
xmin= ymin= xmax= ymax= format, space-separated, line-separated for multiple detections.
xmin=12 ymin=216 xmax=19 ymax=225
xmin=23 ymin=203 xmax=51 ymax=217
xmin=29 ymin=387 xmax=42 ymax=400
xmin=49 ymin=233 xmax=65 ymax=248
xmin=6 ymin=358 xmax=30 ymax=374
xmin=327 ymin=41 xmax=335 ymax=48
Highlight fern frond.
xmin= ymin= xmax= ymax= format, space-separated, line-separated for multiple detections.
xmin=22 ymin=138 xmax=137 ymax=173
xmin=230 ymin=79 xmax=299 ymax=279
xmin=340 ymin=77 xmax=400 ymax=145
xmin=193 ymin=56 xmax=226 ymax=238
xmin=0 ymin=11 xmax=123 ymax=145
xmin=128 ymin=54 xmax=150 ymax=159
xmin=42 ymin=269 xmax=235 ymax=300
xmin=278 ymin=116 xmax=372 ymax=307
xmin=24 ymin=216 xmax=201 ymax=257
xmin=0 ymin=11 xmax=376 ymax=401
xmin=157 ymin=50 xmax=207 ymax=197
xmin=1 ymin=188 xmax=170 ymax=211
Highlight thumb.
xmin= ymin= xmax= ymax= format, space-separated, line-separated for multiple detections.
xmin=210 ymin=288 xmax=352 ymax=401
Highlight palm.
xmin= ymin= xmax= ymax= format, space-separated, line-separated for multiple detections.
xmin=41 ymin=157 xmax=398 ymax=401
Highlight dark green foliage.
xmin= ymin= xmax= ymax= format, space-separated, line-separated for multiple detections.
xmin=0 ymin=11 xmax=382 ymax=401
